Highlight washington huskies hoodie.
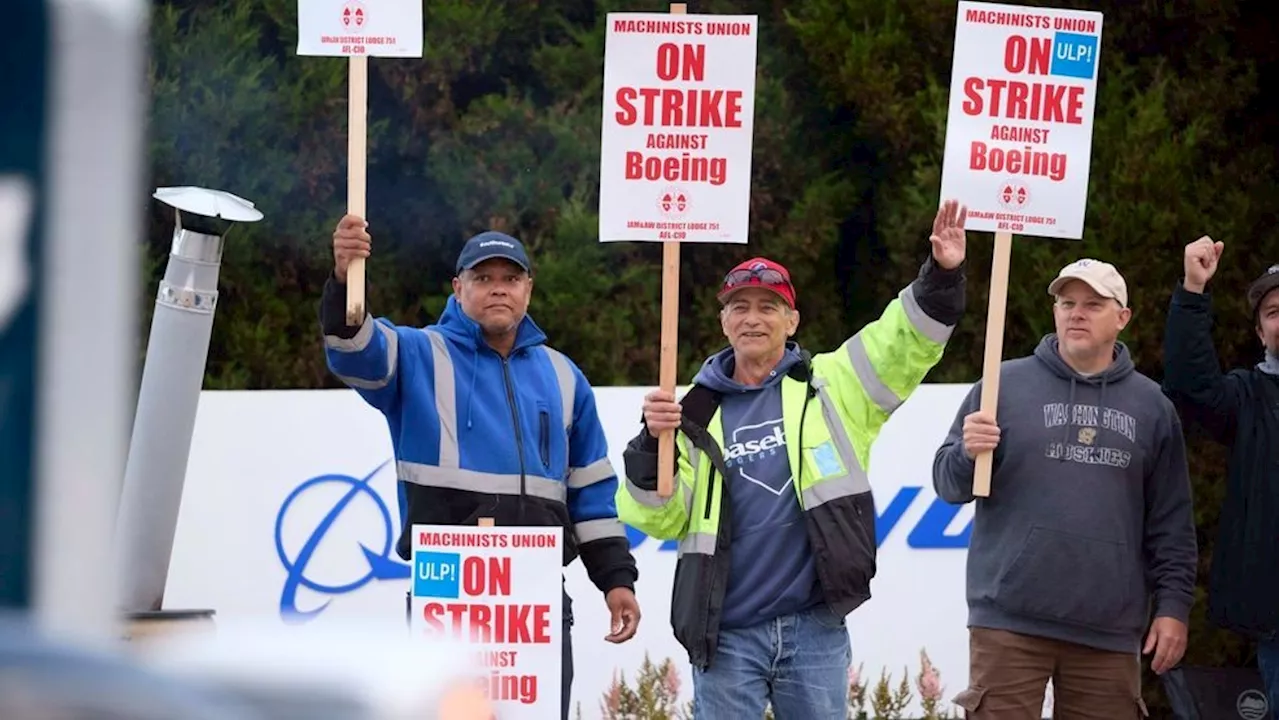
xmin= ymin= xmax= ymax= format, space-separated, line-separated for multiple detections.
xmin=932 ymin=334 xmax=1198 ymax=654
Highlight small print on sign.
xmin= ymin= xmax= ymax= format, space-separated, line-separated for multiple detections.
xmin=939 ymin=2 xmax=1103 ymax=239
xmin=296 ymin=0 xmax=423 ymax=57
xmin=598 ymin=13 xmax=759 ymax=244
xmin=411 ymin=525 xmax=563 ymax=719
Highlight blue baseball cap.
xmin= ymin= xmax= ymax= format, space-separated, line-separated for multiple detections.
xmin=454 ymin=231 xmax=531 ymax=275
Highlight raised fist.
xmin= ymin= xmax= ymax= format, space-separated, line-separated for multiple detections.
xmin=1183 ymin=235 xmax=1223 ymax=293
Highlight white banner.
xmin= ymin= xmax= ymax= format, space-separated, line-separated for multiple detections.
xmin=165 ymin=385 xmax=983 ymax=718
xmin=598 ymin=13 xmax=758 ymax=244
xmin=296 ymin=0 xmax=423 ymax=57
xmin=411 ymin=525 xmax=563 ymax=717
xmin=939 ymin=1 xmax=1104 ymax=239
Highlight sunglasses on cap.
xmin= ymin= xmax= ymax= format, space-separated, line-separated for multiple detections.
xmin=723 ymin=267 xmax=789 ymax=288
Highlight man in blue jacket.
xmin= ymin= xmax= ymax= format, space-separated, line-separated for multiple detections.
xmin=319 ymin=214 xmax=641 ymax=719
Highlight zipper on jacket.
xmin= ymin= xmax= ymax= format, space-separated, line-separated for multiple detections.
xmin=796 ymin=380 xmax=812 ymax=508
xmin=501 ymin=356 xmax=528 ymax=524
xmin=703 ymin=467 xmax=717 ymax=520
xmin=539 ymin=409 xmax=550 ymax=469
xmin=703 ymin=463 xmax=728 ymax=666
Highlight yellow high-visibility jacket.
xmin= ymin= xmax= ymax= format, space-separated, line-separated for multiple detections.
xmin=617 ymin=255 xmax=965 ymax=669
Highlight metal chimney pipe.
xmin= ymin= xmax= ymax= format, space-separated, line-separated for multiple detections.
xmin=116 ymin=186 xmax=262 ymax=614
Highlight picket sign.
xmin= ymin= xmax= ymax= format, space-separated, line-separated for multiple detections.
xmin=410 ymin=517 xmax=564 ymax=718
xmin=938 ymin=1 xmax=1104 ymax=495
xmin=597 ymin=3 xmax=759 ymax=496
xmin=296 ymin=0 xmax=424 ymax=325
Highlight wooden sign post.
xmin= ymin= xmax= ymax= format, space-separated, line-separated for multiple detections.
xmin=598 ymin=4 xmax=760 ymax=497
xmin=938 ymin=2 xmax=1105 ymax=496
xmin=972 ymin=231 xmax=1012 ymax=494
xmin=295 ymin=0 xmax=424 ymax=325
xmin=655 ymin=2 xmax=686 ymax=499
xmin=345 ymin=55 xmax=369 ymax=325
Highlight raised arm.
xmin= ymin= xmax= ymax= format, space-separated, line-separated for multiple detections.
xmin=814 ymin=200 xmax=968 ymax=467
xmin=1161 ymin=237 xmax=1247 ymax=443
xmin=319 ymin=214 xmax=404 ymax=415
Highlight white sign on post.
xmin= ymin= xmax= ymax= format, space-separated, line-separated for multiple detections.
xmin=296 ymin=0 xmax=424 ymax=57
xmin=939 ymin=1 xmax=1104 ymax=240
xmin=296 ymin=0 xmax=423 ymax=326
xmin=938 ymin=2 xmax=1105 ymax=497
xmin=410 ymin=524 xmax=564 ymax=719
xmin=598 ymin=13 xmax=759 ymax=244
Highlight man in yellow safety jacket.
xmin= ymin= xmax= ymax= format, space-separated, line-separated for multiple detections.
xmin=616 ymin=200 xmax=969 ymax=719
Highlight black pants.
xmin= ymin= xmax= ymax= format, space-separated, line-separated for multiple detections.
xmin=407 ymin=588 xmax=575 ymax=719
xmin=560 ymin=588 xmax=574 ymax=720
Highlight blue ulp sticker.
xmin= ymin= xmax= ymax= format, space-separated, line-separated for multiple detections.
xmin=811 ymin=441 xmax=843 ymax=478
xmin=413 ymin=551 xmax=460 ymax=598
xmin=1050 ymin=32 xmax=1098 ymax=80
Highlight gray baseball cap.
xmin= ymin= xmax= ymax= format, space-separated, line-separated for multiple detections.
xmin=1247 ymin=264 xmax=1278 ymax=316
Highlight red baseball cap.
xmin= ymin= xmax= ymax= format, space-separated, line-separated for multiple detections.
xmin=716 ymin=257 xmax=797 ymax=309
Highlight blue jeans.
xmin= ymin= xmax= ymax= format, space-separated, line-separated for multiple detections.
xmin=1258 ymin=635 xmax=1277 ymax=717
xmin=692 ymin=605 xmax=851 ymax=720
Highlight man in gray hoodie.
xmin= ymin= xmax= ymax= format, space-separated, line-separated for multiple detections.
xmin=933 ymin=258 xmax=1198 ymax=719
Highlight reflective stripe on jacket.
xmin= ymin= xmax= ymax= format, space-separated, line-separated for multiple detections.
xmin=320 ymin=280 xmax=637 ymax=595
xmin=617 ymin=257 xmax=964 ymax=668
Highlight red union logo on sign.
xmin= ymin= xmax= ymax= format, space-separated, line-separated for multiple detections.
xmin=655 ymin=187 xmax=690 ymax=218
xmin=997 ymin=181 xmax=1030 ymax=211
xmin=341 ymin=2 xmax=366 ymax=28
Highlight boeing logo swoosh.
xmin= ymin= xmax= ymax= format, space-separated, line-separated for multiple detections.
xmin=273 ymin=459 xmax=411 ymax=621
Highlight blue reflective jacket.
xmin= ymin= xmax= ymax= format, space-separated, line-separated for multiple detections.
xmin=319 ymin=278 xmax=637 ymax=595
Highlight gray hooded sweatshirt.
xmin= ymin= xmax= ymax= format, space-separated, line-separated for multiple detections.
xmin=932 ymin=334 xmax=1198 ymax=654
